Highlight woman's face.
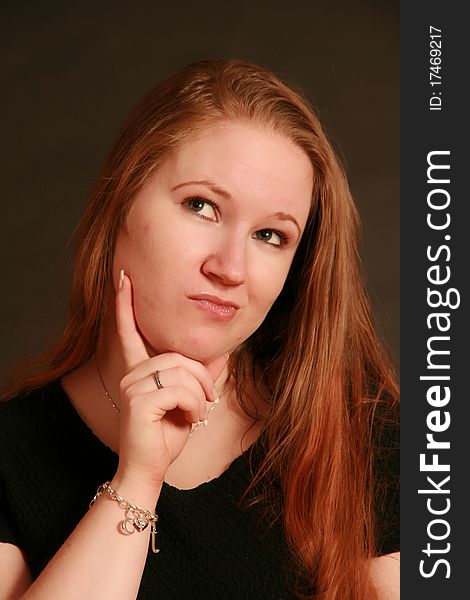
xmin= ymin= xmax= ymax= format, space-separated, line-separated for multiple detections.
xmin=113 ymin=121 xmax=313 ymax=363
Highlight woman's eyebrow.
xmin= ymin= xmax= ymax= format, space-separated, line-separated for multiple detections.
xmin=270 ymin=212 xmax=301 ymax=236
xmin=172 ymin=179 xmax=301 ymax=235
xmin=171 ymin=180 xmax=232 ymax=200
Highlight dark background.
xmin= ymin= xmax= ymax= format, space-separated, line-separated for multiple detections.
xmin=1 ymin=1 xmax=399 ymax=377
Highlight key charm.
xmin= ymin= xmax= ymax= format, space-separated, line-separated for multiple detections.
xmin=151 ymin=523 xmax=160 ymax=554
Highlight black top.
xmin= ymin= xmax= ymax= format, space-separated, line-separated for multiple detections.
xmin=0 ymin=381 xmax=399 ymax=599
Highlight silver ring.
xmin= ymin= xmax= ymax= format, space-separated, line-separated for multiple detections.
xmin=153 ymin=370 xmax=164 ymax=390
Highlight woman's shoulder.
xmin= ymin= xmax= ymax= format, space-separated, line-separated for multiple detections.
xmin=0 ymin=377 xmax=117 ymax=500
xmin=0 ymin=380 xmax=65 ymax=435
xmin=0 ymin=377 xmax=118 ymax=464
xmin=0 ymin=382 xmax=71 ymax=473
xmin=0 ymin=379 xmax=105 ymax=463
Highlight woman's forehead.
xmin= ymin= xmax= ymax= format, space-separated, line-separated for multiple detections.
xmin=157 ymin=121 xmax=313 ymax=204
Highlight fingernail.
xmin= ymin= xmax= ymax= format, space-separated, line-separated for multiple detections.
xmin=119 ymin=269 xmax=125 ymax=290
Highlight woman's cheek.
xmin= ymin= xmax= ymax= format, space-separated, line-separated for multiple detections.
xmin=264 ymin=267 xmax=291 ymax=306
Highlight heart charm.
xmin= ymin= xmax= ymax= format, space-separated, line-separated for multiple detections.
xmin=133 ymin=517 xmax=149 ymax=532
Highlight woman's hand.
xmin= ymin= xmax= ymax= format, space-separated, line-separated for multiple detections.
xmin=114 ymin=271 xmax=227 ymax=488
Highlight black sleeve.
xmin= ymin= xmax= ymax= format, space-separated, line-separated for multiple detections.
xmin=0 ymin=479 xmax=20 ymax=547
xmin=372 ymin=400 xmax=400 ymax=556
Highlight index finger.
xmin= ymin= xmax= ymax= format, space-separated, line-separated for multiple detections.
xmin=204 ymin=353 xmax=230 ymax=388
xmin=115 ymin=269 xmax=149 ymax=369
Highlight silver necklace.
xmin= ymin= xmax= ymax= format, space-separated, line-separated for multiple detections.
xmin=95 ymin=354 xmax=120 ymax=414
xmin=94 ymin=354 xmax=221 ymax=433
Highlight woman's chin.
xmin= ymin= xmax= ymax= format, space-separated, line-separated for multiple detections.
xmin=177 ymin=342 xmax=232 ymax=366
xmin=145 ymin=333 xmax=235 ymax=366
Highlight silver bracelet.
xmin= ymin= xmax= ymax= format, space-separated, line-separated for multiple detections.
xmin=90 ymin=481 xmax=160 ymax=554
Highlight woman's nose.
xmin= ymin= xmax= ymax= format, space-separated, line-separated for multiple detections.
xmin=201 ymin=235 xmax=247 ymax=286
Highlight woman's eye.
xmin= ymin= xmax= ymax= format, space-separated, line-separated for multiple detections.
xmin=253 ymin=229 xmax=286 ymax=247
xmin=185 ymin=197 xmax=218 ymax=221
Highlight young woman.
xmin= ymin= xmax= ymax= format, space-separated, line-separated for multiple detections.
xmin=0 ymin=59 xmax=399 ymax=599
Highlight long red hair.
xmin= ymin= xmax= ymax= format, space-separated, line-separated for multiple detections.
xmin=2 ymin=59 xmax=398 ymax=599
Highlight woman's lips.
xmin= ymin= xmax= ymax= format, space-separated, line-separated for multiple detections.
xmin=188 ymin=294 xmax=240 ymax=321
